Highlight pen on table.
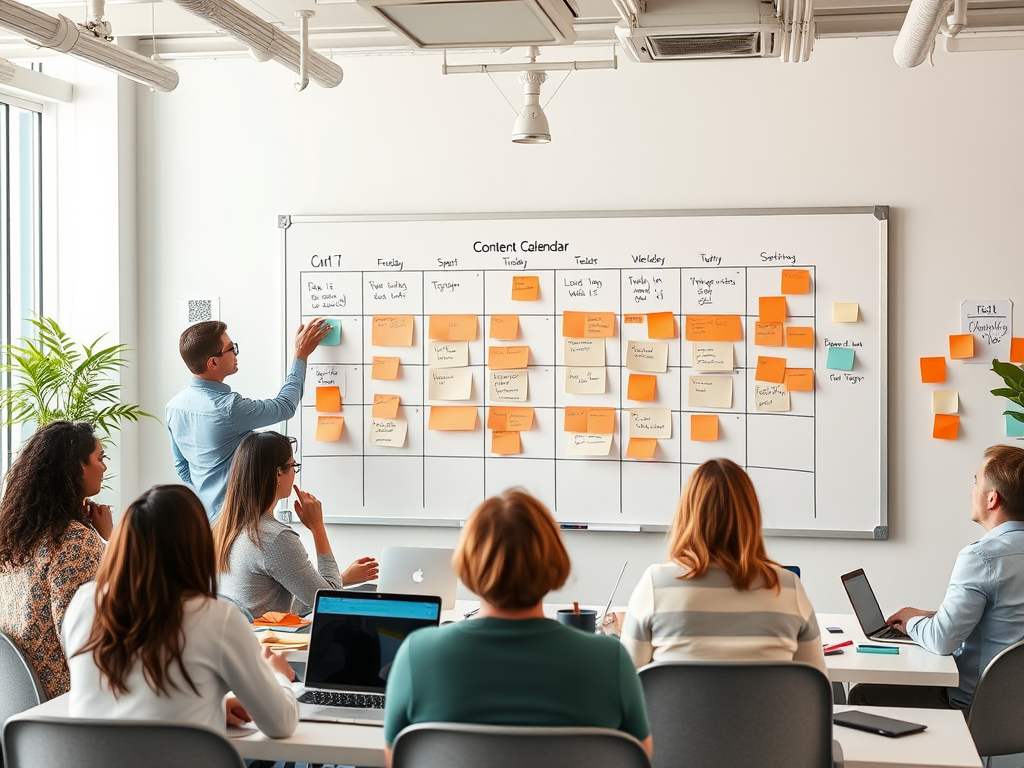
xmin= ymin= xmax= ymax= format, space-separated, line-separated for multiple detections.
xmin=822 ymin=640 xmax=853 ymax=652
xmin=463 ymin=607 xmax=480 ymax=619
xmin=857 ymin=644 xmax=900 ymax=654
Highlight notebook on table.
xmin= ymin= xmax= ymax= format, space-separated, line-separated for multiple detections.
xmin=377 ymin=546 xmax=457 ymax=610
xmin=296 ymin=590 xmax=442 ymax=725
xmin=841 ymin=568 xmax=916 ymax=645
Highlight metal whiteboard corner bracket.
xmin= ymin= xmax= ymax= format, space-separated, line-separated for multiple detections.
xmin=873 ymin=205 xmax=889 ymax=221
xmin=873 ymin=525 xmax=889 ymax=540
xmin=278 ymin=215 xmax=292 ymax=229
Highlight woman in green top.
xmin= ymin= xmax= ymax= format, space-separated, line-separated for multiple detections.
xmin=383 ymin=489 xmax=652 ymax=764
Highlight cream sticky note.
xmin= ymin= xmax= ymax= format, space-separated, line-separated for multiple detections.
xmin=646 ymin=312 xmax=676 ymax=339
xmin=490 ymin=370 xmax=528 ymax=402
xmin=565 ymin=367 xmax=607 ymax=395
xmin=567 ymin=433 xmax=613 ymax=456
xmin=783 ymin=369 xmax=814 ymax=392
xmin=315 ymin=386 xmax=342 ymax=413
xmin=428 ymin=314 xmax=477 ymax=341
xmin=920 ymin=357 xmax=947 ymax=383
xmin=563 ymin=407 xmax=589 ymax=433
xmin=692 ymin=342 xmax=733 ymax=372
xmin=759 ymin=297 xmax=787 ymax=324
xmin=491 ymin=431 xmax=522 ymax=455
xmin=368 ymin=417 xmax=407 ymax=447
xmin=781 ymin=269 xmax=810 ymax=295
xmin=690 ymin=414 xmax=719 ymax=441
xmin=371 ymin=394 xmax=401 ymax=419
xmin=755 ymin=356 xmax=787 ymax=384
xmin=628 ymin=408 xmax=672 ymax=438
xmin=489 ymin=315 xmax=519 ymax=340
xmin=933 ymin=390 xmax=959 ymax=415
xmin=688 ymin=376 xmax=733 ymax=408
xmin=564 ymin=338 xmax=605 ymax=366
xmin=625 ymin=340 xmax=669 ymax=373
xmin=832 ymin=303 xmax=860 ymax=323
xmin=933 ymin=414 xmax=959 ymax=440
xmin=587 ymin=408 xmax=616 ymax=435
xmin=949 ymin=334 xmax=974 ymax=360
xmin=488 ymin=346 xmax=530 ymax=370
xmin=511 ymin=275 xmax=540 ymax=301
xmin=314 ymin=415 xmax=344 ymax=442
xmin=428 ymin=368 xmax=473 ymax=400
xmin=626 ymin=438 xmax=657 ymax=460
xmin=427 ymin=406 xmax=478 ymax=431
xmin=786 ymin=327 xmax=814 ymax=348
xmin=371 ymin=356 xmax=401 ymax=380
xmin=685 ymin=315 xmax=743 ymax=342
xmin=428 ymin=341 xmax=469 ymax=369
xmin=754 ymin=323 xmax=784 ymax=347
xmin=371 ymin=315 xmax=415 ymax=346
xmin=754 ymin=384 xmax=791 ymax=412
xmin=627 ymin=374 xmax=657 ymax=402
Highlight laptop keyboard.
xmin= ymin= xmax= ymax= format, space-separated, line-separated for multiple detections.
xmin=874 ymin=625 xmax=910 ymax=640
xmin=298 ymin=691 xmax=385 ymax=709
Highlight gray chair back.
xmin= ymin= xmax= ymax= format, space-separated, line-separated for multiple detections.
xmin=217 ymin=593 xmax=254 ymax=623
xmin=392 ymin=722 xmax=651 ymax=768
xmin=639 ymin=661 xmax=840 ymax=768
xmin=967 ymin=637 xmax=1024 ymax=756
xmin=0 ymin=632 xmax=45 ymax=726
xmin=2 ymin=717 xmax=245 ymax=768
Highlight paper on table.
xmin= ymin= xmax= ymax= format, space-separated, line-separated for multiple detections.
xmin=933 ymin=414 xmax=959 ymax=440
xmin=314 ymin=416 xmax=344 ymax=441
xmin=628 ymin=408 xmax=672 ymax=438
xmin=949 ymin=334 xmax=974 ymax=360
xmin=781 ymin=269 xmax=810 ymax=294
xmin=627 ymin=373 xmax=657 ymax=402
xmin=371 ymin=394 xmax=401 ymax=419
xmin=1012 ymin=338 xmax=1024 ymax=364
xmin=428 ymin=314 xmax=477 ymax=341
xmin=564 ymin=338 xmax=605 ymax=366
xmin=368 ymin=417 xmax=408 ymax=447
xmin=646 ymin=311 xmax=676 ymax=339
xmin=754 ymin=384 xmax=790 ymax=412
xmin=490 ymin=370 xmax=528 ymax=401
xmin=826 ymin=347 xmax=855 ymax=371
xmin=755 ymin=356 xmax=787 ymax=384
xmin=786 ymin=327 xmax=814 ymax=348
xmin=371 ymin=356 xmax=400 ymax=380
xmin=428 ymin=340 xmax=469 ymax=369
xmin=315 ymin=386 xmax=341 ymax=412
xmin=625 ymin=340 xmax=669 ymax=373
xmin=491 ymin=431 xmax=522 ymax=455
xmin=427 ymin=406 xmax=478 ymax=431
xmin=692 ymin=342 xmax=733 ymax=372
xmin=489 ymin=315 xmax=519 ymax=340
xmin=511 ymin=275 xmax=540 ymax=301
xmin=832 ymin=303 xmax=860 ymax=323
xmin=626 ymin=437 xmax=657 ymax=459
xmin=783 ymin=368 xmax=814 ymax=391
xmin=688 ymin=376 xmax=733 ymax=408
xmin=320 ymin=318 xmax=342 ymax=346
xmin=933 ymin=390 xmax=959 ymax=415
xmin=920 ymin=357 xmax=947 ymax=383
xmin=685 ymin=315 xmax=743 ymax=342
xmin=754 ymin=323 xmax=783 ymax=347
xmin=371 ymin=315 xmax=415 ymax=346
xmin=567 ymin=433 xmax=613 ymax=456
xmin=587 ymin=408 xmax=616 ymax=435
xmin=565 ymin=367 xmax=607 ymax=395
xmin=488 ymin=346 xmax=530 ymax=370
xmin=759 ymin=297 xmax=787 ymax=323
xmin=690 ymin=414 xmax=719 ymax=441
xmin=429 ymin=368 xmax=473 ymax=400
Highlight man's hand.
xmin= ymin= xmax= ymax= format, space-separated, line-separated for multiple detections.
xmin=86 ymin=500 xmax=114 ymax=540
xmin=225 ymin=696 xmax=252 ymax=727
xmin=342 ymin=556 xmax=379 ymax=586
xmin=262 ymin=647 xmax=297 ymax=681
xmin=887 ymin=607 xmax=934 ymax=634
xmin=294 ymin=318 xmax=331 ymax=361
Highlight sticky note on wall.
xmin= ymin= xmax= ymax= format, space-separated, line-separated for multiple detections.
xmin=371 ymin=315 xmax=415 ymax=346
xmin=320 ymin=319 xmax=342 ymax=346
xmin=920 ymin=357 xmax=946 ymax=383
xmin=754 ymin=323 xmax=783 ymax=347
xmin=627 ymin=374 xmax=657 ymax=402
xmin=690 ymin=414 xmax=719 ymax=441
xmin=932 ymin=390 xmax=959 ymax=415
xmin=315 ymin=386 xmax=342 ymax=412
xmin=784 ymin=369 xmax=814 ymax=391
xmin=429 ymin=315 xmax=477 ymax=341
xmin=491 ymin=431 xmax=522 ymax=455
xmin=832 ymin=303 xmax=860 ymax=323
xmin=511 ymin=276 xmax=540 ymax=301
xmin=371 ymin=356 xmax=401 ymax=380
xmin=488 ymin=346 xmax=530 ymax=370
xmin=646 ymin=312 xmax=676 ymax=339
xmin=489 ymin=315 xmax=519 ymax=340
xmin=759 ymin=297 xmax=787 ymax=323
xmin=949 ymin=334 xmax=974 ymax=360
xmin=1012 ymin=338 xmax=1024 ymax=364
xmin=826 ymin=347 xmax=855 ymax=371
xmin=781 ymin=269 xmax=810 ymax=294
xmin=786 ymin=327 xmax=814 ymax=348
xmin=685 ymin=315 xmax=743 ymax=342
xmin=626 ymin=438 xmax=657 ymax=460
xmin=427 ymin=406 xmax=478 ymax=431
xmin=315 ymin=416 xmax=344 ymax=442
xmin=372 ymin=394 xmax=401 ymax=419
xmin=755 ymin=356 xmax=787 ymax=384
xmin=933 ymin=414 xmax=959 ymax=440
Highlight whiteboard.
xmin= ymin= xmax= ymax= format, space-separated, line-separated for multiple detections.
xmin=280 ymin=208 xmax=888 ymax=538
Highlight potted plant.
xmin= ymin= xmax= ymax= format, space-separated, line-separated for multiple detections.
xmin=990 ymin=358 xmax=1024 ymax=427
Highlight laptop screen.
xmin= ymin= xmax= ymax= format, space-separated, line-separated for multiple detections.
xmin=841 ymin=569 xmax=886 ymax=634
xmin=305 ymin=592 xmax=441 ymax=694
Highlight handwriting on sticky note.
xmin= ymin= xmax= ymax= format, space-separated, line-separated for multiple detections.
xmin=567 ymin=433 xmax=613 ymax=456
xmin=692 ymin=342 xmax=733 ymax=372
xmin=628 ymin=408 xmax=671 ymax=438
xmin=427 ymin=406 xmax=477 ymax=431
xmin=626 ymin=437 xmax=657 ymax=460
xmin=372 ymin=394 xmax=401 ymax=419
xmin=832 ymin=303 xmax=859 ymax=323
xmin=490 ymin=370 xmax=528 ymax=402
xmin=646 ymin=311 xmax=676 ymax=339
xmin=920 ymin=357 xmax=946 ymax=383
xmin=932 ymin=390 xmax=959 ymax=415
xmin=428 ymin=340 xmax=468 ymax=369
xmin=428 ymin=314 xmax=477 ymax=341
xmin=755 ymin=384 xmax=790 ymax=412
xmin=627 ymin=373 xmax=657 ymax=402
xmin=933 ymin=414 xmax=959 ymax=440
xmin=759 ymin=297 xmax=787 ymax=324
xmin=314 ymin=416 xmax=344 ymax=442
xmin=371 ymin=356 xmax=400 ymax=380
xmin=429 ymin=368 xmax=473 ymax=400
xmin=315 ymin=386 xmax=342 ymax=413
xmin=587 ymin=408 xmax=616 ymax=435
xmin=755 ymin=356 xmax=787 ymax=384
xmin=489 ymin=315 xmax=519 ymax=341
xmin=371 ymin=315 xmax=415 ymax=346
xmin=826 ymin=347 xmax=855 ymax=371
xmin=488 ymin=345 xmax=530 ymax=370
xmin=754 ymin=323 xmax=783 ymax=347
xmin=688 ymin=375 xmax=733 ymax=408
xmin=505 ymin=407 xmax=534 ymax=432
xmin=784 ymin=369 xmax=814 ymax=392
xmin=623 ymin=314 xmax=644 ymax=324
xmin=949 ymin=334 xmax=974 ymax=360
xmin=685 ymin=315 xmax=743 ymax=342
xmin=564 ymin=338 xmax=605 ymax=366
xmin=690 ymin=414 xmax=719 ymax=441
xmin=563 ymin=407 xmax=589 ymax=433
xmin=786 ymin=326 xmax=814 ymax=348
xmin=781 ymin=269 xmax=810 ymax=294
xmin=565 ymin=367 xmax=606 ymax=395
xmin=491 ymin=431 xmax=522 ymax=455
xmin=563 ymin=311 xmax=616 ymax=339
xmin=626 ymin=340 xmax=668 ymax=373
xmin=511 ymin=275 xmax=540 ymax=301
xmin=368 ymin=417 xmax=407 ymax=448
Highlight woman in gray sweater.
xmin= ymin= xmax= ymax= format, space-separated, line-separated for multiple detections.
xmin=213 ymin=431 xmax=377 ymax=618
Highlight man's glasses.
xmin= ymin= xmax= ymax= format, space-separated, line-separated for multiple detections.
xmin=281 ymin=462 xmax=301 ymax=473
xmin=212 ymin=342 xmax=239 ymax=358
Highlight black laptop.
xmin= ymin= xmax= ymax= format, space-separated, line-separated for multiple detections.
xmin=841 ymin=569 xmax=915 ymax=644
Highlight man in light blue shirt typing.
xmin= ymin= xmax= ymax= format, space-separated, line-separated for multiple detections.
xmin=166 ymin=318 xmax=329 ymax=521
xmin=850 ymin=445 xmax=1024 ymax=710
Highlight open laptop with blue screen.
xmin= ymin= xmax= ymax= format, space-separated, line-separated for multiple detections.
xmin=296 ymin=590 xmax=442 ymax=725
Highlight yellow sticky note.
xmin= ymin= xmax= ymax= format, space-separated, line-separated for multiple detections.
xmin=949 ymin=334 xmax=974 ymax=360
xmin=315 ymin=386 xmax=342 ymax=413
xmin=933 ymin=390 xmax=959 ymax=415
xmin=933 ymin=414 xmax=959 ymax=440
xmin=690 ymin=414 xmax=719 ymax=441
xmin=491 ymin=431 xmax=522 ymax=455
xmin=759 ymin=297 xmax=787 ymax=324
xmin=685 ymin=315 xmax=743 ymax=342
xmin=429 ymin=314 xmax=477 ymax=341
xmin=784 ymin=368 xmax=814 ymax=392
xmin=371 ymin=356 xmax=400 ymax=380
xmin=832 ymin=303 xmax=860 ymax=323
xmin=920 ymin=357 xmax=947 ymax=384
xmin=488 ymin=346 xmax=530 ymax=370
xmin=314 ymin=416 xmax=344 ymax=442
xmin=781 ymin=269 xmax=810 ymax=295
xmin=512 ymin=275 xmax=540 ymax=301
xmin=427 ymin=406 xmax=478 ymax=431
xmin=587 ymin=408 xmax=616 ymax=435
xmin=626 ymin=438 xmax=657 ymax=460
xmin=755 ymin=356 xmax=787 ymax=384
xmin=563 ymin=407 xmax=589 ymax=433
xmin=754 ymin=323 xmax=784 ymax=347
xmin=489 ymin=315 xmax=519 ymax=340
xmin=627 ymin=374 xmax=657 ymax=402
xmin=372 ymin=394 xmax=401 ymax=419
xmin=786 ymin=326 xmax=814 ymax=348
xmin=371 ymin=315 xmax=415 ymax=346
xmin=647 ymin=312 xmax=676 ymax=339
xmin=1012 ymin=338 xmax=1024 ymax=364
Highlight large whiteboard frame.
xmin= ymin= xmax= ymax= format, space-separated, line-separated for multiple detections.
xmin=280 ymin=207 xmax=888 ymax=539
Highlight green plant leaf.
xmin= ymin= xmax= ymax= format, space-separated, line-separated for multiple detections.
xmin=992 ymin=388 xmax=1022 ymax=400
xmin=1004 ymin=410 xmax=1024 ymax=425
xmin=992 ymin=359 xmax=1024 ymax=389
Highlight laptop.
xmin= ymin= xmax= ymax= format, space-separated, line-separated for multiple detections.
xmin=841 ymin=568 xmax=916 ymax=644
xmin=377 ymin=546 xmax=457 ymax=610
xmin=296 ymin=590 xmax=442 ymax=725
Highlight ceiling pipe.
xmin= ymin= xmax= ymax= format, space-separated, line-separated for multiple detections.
xmin=0 ymin=57 xmax=16 ymax=83
xmin=0 ymin=0 xmax=179 ymax=91
xmin=295 ymin=10 xmax=313 ymax=92
xmin=168 ymin=0 xmax=343 ymax=88
xmin=941 ymin=0 xmax=968 ymax=37
xmin=894 ymin=0 xmax=954 ymax=67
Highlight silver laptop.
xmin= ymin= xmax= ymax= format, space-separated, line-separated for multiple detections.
xmin=378 ymin=546 xmax=457 ymax=610
xmin=296 ymin=590 xmax=442 ymax=725
xmin=841 ymin=568 xmax=916 ymax=645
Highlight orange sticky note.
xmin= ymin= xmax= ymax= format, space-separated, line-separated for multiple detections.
xmin=647 ymin=312 xmax=676 ymax=339
xmin=627 ymin=374 xmax=657 ymax=402
xmin=511 ymin=275 xmax=540 ymax=301
xmin=562 ymin=311 xmax=587 ymax=338
xmin=587 ymin=408 xmax=615 ymax=435
xmin=784 ymin=368 xmax=814 ymax=391
xmin=371 ymin=315 xmax=415 ymax=347
xmin=920 ymin=357 xmax=947 ymax=384
xmin=754 ymin=323 xmax=784 ymax=347
xmin=1011 ymin=338 xmax=1024 ymax=364
xmin=564 ymin=407 xmax=589 ymax=433
xmin=314 ymin=415 xmax=344 ymax=442
xmin=427 ymin=406 xmax=478 ymax=431
xmin=429 ymin=314 xmax=477 ymax=341
xmin=489 ymin=315 xmax=519 ymax=340
xmin=487 ymin=407 xmax=509 ymax=431
xmin=755 ymin=356 xmax=787 ymax=384
xmin=690 ymin=414 xmax=719 ymax=442
xmin=759 ymin=297 xmax=788 ymax=323
xmin=933 ymin=414 xmax=960 ymax=440
xmin=624 ymin=314 xmax=645 ymax=324
xmin=491 ymin=431 xmax=522 ymax=455
xmin=506 ymin=407 xmax=535 ymax=432
xmin=315 ymin=386 xmax=342 ymax=412
xmin=585 ymin=313 xmax=616 ymax=338
xmin=949 ymin=334 xmax=974 ymax=360
xmin=781 ymin=269 xmax=810 ymax=294
xmin=786 ymin=327 xmax=814 ymax=348
xmin=371 ymin=356 xmax=400 ymax=380
xmin=685 ymin=315 xmax=743 ymax=342
xmin=488 ymin=345 xmax=530 ymax=370
xmin=626 ymin=438 xmax=657 ymax=459
xmin=372 ymin=394 xmax=401 ymax=419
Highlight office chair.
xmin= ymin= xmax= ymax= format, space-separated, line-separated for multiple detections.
xmin=217 ymin=593 xmax=255 ymax=623
xmin=391 ymin=722 xmax=651 ymax=768
xmin=0 ymin=632 xmax=46 ymax=768
xmin=966 ymin=637 xmax=1024 ymax=758
xmin=639 ymin=661 xmax=843 ymax=768
xmin=2 ymin=717 xmax=244 ymax=768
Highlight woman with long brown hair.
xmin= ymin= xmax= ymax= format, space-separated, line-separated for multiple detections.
xmin=62 ymin=485 xmax=298 ymax=736
xmin=0 ymin=420 xmax=113 ymax=699
xmin=621 ymin=458 xmax=826 ymax=673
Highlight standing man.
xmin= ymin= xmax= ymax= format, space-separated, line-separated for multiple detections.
xmin=166 ymin=318 xmax=330 ymax=521
xmin=849 ymin=444 xmax=1024 ymax=710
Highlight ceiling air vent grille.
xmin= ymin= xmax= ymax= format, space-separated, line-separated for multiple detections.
xmin=648 ymin=31 xmax=763 ymax=59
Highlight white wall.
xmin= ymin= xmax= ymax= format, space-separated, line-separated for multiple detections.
xmin=132 ymin=36 xmax=1024 ymax=612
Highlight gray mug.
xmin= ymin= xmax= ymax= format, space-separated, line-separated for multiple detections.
xmin=556 ymin=609 xmax=597 ymax=633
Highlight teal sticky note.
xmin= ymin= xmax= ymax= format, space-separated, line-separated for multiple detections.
xmin=826 ymin=346 xmax=855 ymax=371
xmin=1007 ymin=414 xmax=1024 ymax=438
xmin=320 ymin=318 xmax=341 ymax=346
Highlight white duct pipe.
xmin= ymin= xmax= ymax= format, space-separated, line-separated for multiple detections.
xmin=799 ymin=0 xmax=814 ymax=62
xmin=169 ymin=0 xmax=343 ymax=88
xmin=779 ymin=0 xmax=793 ymax=63
xmin=0 ymin=57 xmax=16 ymax=83
xmin=294 ymin=10 xmax=313 ymax=92
xmin=941 ymin=0 xmax=967 ymax=37
xmin=86 ymin=0 xmax=112 ymax=40
xmin=0 ymin=0 xmax=178 ymax=91
xmin=894 ymin=0 xmax=954 ymax=68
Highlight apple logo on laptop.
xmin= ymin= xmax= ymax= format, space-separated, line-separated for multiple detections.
xmin=412 ymin=569 xmax=424 ymax=583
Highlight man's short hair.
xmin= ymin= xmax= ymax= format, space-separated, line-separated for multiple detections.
xmin=983 ymin=444 xmax=1024 ymax=521
xmin=179 ymin=321 xmax=227 ymax=375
